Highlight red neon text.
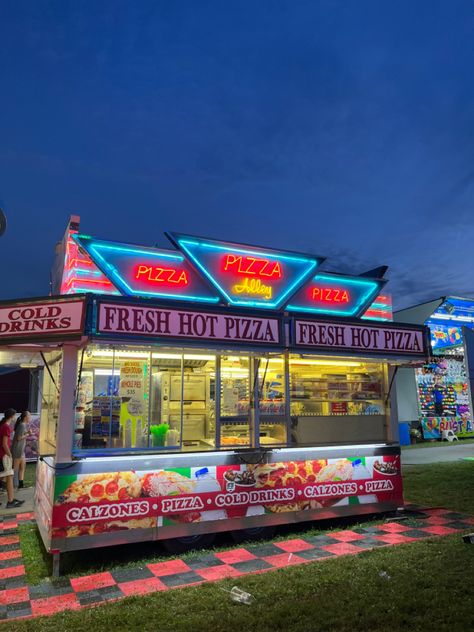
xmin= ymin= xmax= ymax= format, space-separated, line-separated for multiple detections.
xmin=223 ymin=255 xmax=282 ymax=279
xmin=135 ymin=265 xmax=189 ymax=286
xmin=311 ymin=287 xmax=350 ymax=303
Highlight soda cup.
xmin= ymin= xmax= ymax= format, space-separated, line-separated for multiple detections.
xmin=372 ymin=457 xmax=401 ymax=503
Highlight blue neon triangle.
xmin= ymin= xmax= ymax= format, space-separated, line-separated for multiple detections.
xmin=167 ymin=232 xmax=324 ymax=309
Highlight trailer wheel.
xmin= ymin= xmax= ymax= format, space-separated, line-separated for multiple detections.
xmin=231 ymin=525 xmax=276 ymax=543
xmin=162 ymin=532 xmax=216 ymax=554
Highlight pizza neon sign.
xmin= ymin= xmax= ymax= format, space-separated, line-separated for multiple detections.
xmin=72 ymin=235 xmax=219 ymax=303
xmin=135 ymin=265 xmax=189 ymax=287
xmin=311 ymin=287 xmax=350 ymax=303
xmin=168 ymin=233 xmax=323 ymax=309
xmin=285 ymin=273 xmax=385 ymax=317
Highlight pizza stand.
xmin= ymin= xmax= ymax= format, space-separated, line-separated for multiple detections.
xmin=0 ymin=218 xmax=429 ymax=574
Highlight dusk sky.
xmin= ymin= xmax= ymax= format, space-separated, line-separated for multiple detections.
xmin=1 ymin=1 xmax=473 ymax=309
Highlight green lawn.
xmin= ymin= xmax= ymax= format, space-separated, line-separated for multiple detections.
xmin=11 ymin=461 xmax=474 ymax=632
xmin=403 ymin=461 xmax=474 ymax=514
xmin=10 ymin=533 xmax=474 ymax=632
xmin=23 ymin=462 xmax=36 ymax=487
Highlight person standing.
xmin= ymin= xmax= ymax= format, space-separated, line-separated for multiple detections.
xmin=12 ymin=411 xmax=30 ymax=489
xmin=0 ymin=408 xmax=25 ymax=508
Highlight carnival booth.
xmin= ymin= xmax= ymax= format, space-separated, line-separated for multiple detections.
xmin=0 ymin=217 xmax=428 ymax=568
xmin=395 ymin=297 xmax=474 ymax=441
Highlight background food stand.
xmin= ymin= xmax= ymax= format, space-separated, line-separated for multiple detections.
xmin=1 ymin=217 xmax=428 ymax=571
xmin=395 ymin=297 xmax=474 ymax=441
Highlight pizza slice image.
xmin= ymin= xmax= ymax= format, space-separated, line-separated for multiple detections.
xmin=56 ymin=471 xmax=142 ymax=504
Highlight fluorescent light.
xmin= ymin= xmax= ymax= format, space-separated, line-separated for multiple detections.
xmin=94 ymin=369 xmax=120 ymax=376
xmin=90 ymin=351 xmax=216 ymax=361
xmin=289 ymin=359 xmax=362 ymax=367
xmin=281 ymin=444 xmax=388 ymax=453
xmin=19 ymin=363 xmax=38 ymax=368
xmin=91 ymin=350 xmax=150 ymax=359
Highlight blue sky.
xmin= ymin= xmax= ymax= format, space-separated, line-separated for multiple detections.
xmin=1 ymin=1 xmax=473 ymax=309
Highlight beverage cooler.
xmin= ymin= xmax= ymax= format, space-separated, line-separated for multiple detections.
xmin=151 ymin=370 xmax=213 ymax=448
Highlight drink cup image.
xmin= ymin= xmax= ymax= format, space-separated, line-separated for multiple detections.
xmin=372 ymin=457 xmax=400 ymax=503
xmin=221 ymin=467 xmax=256 ymax=518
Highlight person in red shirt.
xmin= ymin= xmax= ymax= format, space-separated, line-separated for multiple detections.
xmin=0 ymin=408 xmax=25 ymax=508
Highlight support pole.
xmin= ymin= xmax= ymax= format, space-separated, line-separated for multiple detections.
xmin=52 ymin=549 xmax=61 ymax=578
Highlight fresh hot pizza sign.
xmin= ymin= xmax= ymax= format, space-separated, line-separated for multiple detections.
xmin=97 ymin=302 xmax=281 ymax=345
xmin=0 ymin=297 xmax=86 ymax=343
xmin=168 ymin=233 xmax=324 ymax=309
xmin=293 ymin=319 xmax=427 ymax=355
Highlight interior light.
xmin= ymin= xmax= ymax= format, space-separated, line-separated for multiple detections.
xmin=19 ymin=363 xmax=39 ymax=369
xmin=94 ymin=369 xmax=121 ymax=376
xmin=289 ymin=359 xmax=362 ymax=367
xmin=91 ymin=350 xmax=150 ymax=359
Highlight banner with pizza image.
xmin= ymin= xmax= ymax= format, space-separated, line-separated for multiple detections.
xmin=51 ymin=456 xmax=402 ymax=539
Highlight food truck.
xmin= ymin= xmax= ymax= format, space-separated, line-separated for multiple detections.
xmin=0 ymin=217 xmax=429 ymax=567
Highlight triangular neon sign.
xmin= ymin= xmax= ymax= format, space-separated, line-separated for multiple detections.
xmin=73 ymin=235 xmax=220 ymax=304
xmin=285 ymin=272 xmax=386 ymax=317
xmin=168 ymin=233 xmax=324 ymax=309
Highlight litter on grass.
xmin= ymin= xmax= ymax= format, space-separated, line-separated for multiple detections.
xmin=220 ymin=586 xmax=254 ymax=605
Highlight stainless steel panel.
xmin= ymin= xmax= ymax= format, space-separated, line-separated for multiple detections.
xmin=61 ymin=444 xmax=400 ymax=475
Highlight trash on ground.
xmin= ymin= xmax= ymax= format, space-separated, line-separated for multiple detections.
xmin=220 ymin=586 xmax=255 ymax=605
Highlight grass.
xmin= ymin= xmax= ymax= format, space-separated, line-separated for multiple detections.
xmin=23 ymin=462 xmax=36 ymax=487
xmin=403 ymin=461 xmax=474 ymax=514
xmin=12 ymin=461 xmax=474 ymax=631
xmin=9 ymin=534 xmax=474 ymax=632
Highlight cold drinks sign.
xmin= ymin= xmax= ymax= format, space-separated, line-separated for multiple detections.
xmin=0 ymin=297 xmax=86 ymax=344
xmin=294 ymin=319 xmax=426 ymax=356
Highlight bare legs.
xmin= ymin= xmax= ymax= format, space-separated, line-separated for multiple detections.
xmin=13 ymin=457 xmax=26 ymax=487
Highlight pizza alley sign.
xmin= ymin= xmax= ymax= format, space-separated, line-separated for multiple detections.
xmin=69 ymin=230 xmax=393 ymax=320
xmin=0 ymin=228 xmax=428 ymax=357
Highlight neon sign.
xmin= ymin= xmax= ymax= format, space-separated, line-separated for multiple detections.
xmin=285 ymin=273 xmax=385 ymax=317
xmin=135 ymin=265 xmax=189 ymax=287
xmin=167 ymin=233 xmax=323 ymax=309
xmin=223 ymin=255 xmax=282 ymax=279
xmin=73 ymin=236 xmax=219 ymax=303
xmin=362 ymin=294 xmax=393 ymax=322
xmin=61 ymin=229 xmax=120 ymax=296
xmin=311 ymin=287 xmax=350 ymax=303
